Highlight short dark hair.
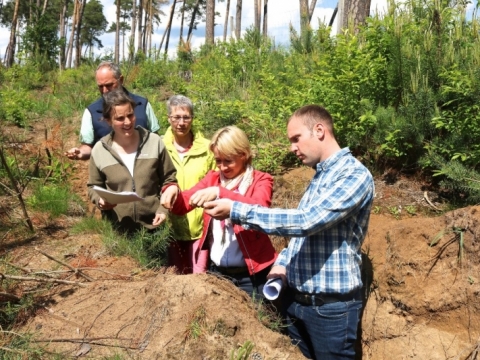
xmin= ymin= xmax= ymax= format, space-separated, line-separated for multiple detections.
xmin=289 ymin=104 xmax=334 ymax=136
xmin=102 ymin=88 xmax=136 ymax=121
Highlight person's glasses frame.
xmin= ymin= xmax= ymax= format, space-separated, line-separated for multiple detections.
xmin=169 ymin=115 xmax=193 ymax=123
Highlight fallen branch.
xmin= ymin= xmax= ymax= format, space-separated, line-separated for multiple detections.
xmin=35 ymin=247 xmax=95 ymax=282
xmin=424 ymin=191 xmax=442 ymax=212
xmin=0 ymin=274 xmax=87 ymax=287
xmin=33 ymin=337 xmax=138 ymax=349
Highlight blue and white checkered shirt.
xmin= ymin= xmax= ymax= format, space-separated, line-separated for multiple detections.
xmin=230 ymin=148 xmax=374 ymax=295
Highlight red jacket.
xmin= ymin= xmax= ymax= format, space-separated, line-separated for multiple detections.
xmin=171 ymin=170 xmax=277 ymax=275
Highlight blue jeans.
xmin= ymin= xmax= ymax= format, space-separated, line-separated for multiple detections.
xmin=284 ymin=293 xmax=362 ymax=359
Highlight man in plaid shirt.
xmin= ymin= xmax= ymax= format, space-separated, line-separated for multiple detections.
xmin=204 ymin=105 xmax=374 ymax=359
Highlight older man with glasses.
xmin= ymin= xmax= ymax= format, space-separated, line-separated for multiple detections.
xmin=65 ymin=61 xmax=160 ymax=160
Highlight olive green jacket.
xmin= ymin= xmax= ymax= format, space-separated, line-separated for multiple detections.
xmin=88 ymin=126 xmax=177 ymax=230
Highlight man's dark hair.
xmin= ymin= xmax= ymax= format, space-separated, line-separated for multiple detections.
xmin=102 ymin=88 xmax=136 ymax=121
xmin=290 ymin=104 xmax=335 ymax=136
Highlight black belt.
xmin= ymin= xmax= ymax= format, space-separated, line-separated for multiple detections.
xmin=214 ymin=266 xmax=249 ymax=276
xmin=293 ymin=290 xmax=360 ymax=306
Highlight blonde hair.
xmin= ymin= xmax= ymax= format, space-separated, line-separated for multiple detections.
xmin=209 ymin=126 xmax=252 ymax=165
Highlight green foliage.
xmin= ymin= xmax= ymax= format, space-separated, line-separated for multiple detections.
xmin=21 ymin=13 xmax=59 ymax=71
xmin=0 ymin=295 xmax=37 ymax=330
xmin=28 ymin=184 xmax=82 ymax=218
xmin=2 ymin=0 xmax=480 ymax=207
xmin=81 ymin=0 xmax=109 ymax=52
xmin=421 ymin=153 xmax=480 ymax=204
xmin=230 ymin=340 xmax=254 ymax=360
xmin=131 ymin=60 xmax=167 ymax=89
xmin=0 ymin=332 xmax=48 ymax=359
xmin=0 ymin=88 xmax=34 ymax=127
xmin=101 ymin=223 xmax=172 ymax=268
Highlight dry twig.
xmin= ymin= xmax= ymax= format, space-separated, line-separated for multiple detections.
xmin=35 ymin=247 xmax=95 ymax=282
xmin=424 ymin=191 xmax=442 ymax=211
xmin=0 ymin=273 xmax=87 ymax=287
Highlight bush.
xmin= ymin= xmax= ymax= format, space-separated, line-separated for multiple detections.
xmin=28 ymin=184 xmax=83 ymax=218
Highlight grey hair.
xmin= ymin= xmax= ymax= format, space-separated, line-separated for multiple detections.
xmin=166 ymin=95 xmax=194 ymax=116
xmin=96 ymin=61 xmax=122 ymax=80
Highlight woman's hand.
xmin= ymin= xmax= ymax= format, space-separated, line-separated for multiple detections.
xmin=98 ymin=198 xmax=117 ymax=210
xmin=189 ymin=187 xmax=219 ymax=208
xmin=152 ymin=213 xmax=166 ymax=227
xmin=161 ymin=185 xmax=179 ymax=210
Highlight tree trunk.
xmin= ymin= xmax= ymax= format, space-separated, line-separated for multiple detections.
xmin=41 ymin=0 xmax=48 ymax=15
xmin=66 ymin=0 xmax=78 ymax=68
xmin=164 ymin=0 xmax=176 ymax=56
xmin=130 ymin=0 xmax=137 ymax=59
xmin=235 ymin=0 xmax=242 ymax=39
xmin=187 ymin=0 xmax=200 ymax=43
xmin=74 ymin=0 xmax=86 ymax=68
xmin=299 ymin=0 xmax=309 ymax=34
xmin=114 ymin=0 xmax=120 ymax=62
xmin=137 ymin=0 xmax=143 ymax=54
xmin=4 ymin=0 xmax=20 ymax=67
xmin=179 ymin=1 xmax=185 ymax=42
xmin=142 ymin=0 xmax=148 ymax=53
xmin=262 ymin=0 xmax=267 ymax=37
xmin=337 ymin=0 xmax=371 ymax=34
xmin=59 ymin=0 xmax=68 ymax=70
xmin=254 ymin=0 xmax=260 ymax=32
xmin=308 ymin=0 xmax=317 ymax=22
xmin=205 ymin=0 xmax=215 ymax=45
xmin=223 ymin=0 xmax=230 ymax=41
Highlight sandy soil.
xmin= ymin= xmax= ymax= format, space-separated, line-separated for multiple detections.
xmin=2 ymin=122 xmax=480 ymax=359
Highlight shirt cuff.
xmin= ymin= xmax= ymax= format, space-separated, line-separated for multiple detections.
xmin=230 ymin=201 xmax=251 ymax=229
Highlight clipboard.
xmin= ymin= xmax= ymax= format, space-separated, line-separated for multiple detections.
xmin=92 ymin=185 xmax=144 ymax=204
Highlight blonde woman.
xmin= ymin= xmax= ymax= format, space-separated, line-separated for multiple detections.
xmin=162 ymin=126 xmax=276 ymax=299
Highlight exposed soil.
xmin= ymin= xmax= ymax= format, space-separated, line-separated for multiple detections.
xmin=2 ymin=122 xmax=480 ymax=359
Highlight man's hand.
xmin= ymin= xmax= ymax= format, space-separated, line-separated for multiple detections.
xmin=152 ymin=213 xmax=166 ymax=226
xmin=65 ymin=147 xmax=82 ymax=160
xmin=267 ymin=265 xmax=287 ymax=286
xmin=98 ymin=198 xmax=117 ymax=210
xmin=203 ymin=199 xmax=233 ymax=220
xmin=189 ymin=187 xmax=219 ymax=208
xmin=160 ymin=185 xmax=179 ymax=210
xmin=64 ymin=144 xmax=92 ymax=160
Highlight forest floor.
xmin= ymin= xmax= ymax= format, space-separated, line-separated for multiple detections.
xmin=1 ymin=121 xmax=480 ymax=359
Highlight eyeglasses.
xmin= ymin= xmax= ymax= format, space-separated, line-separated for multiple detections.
xmin=169 ymin=115 xmax=192 ymax=123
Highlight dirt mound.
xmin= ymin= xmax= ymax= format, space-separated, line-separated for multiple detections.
xmin=362 ymin=207 xmax=480 ymax=359
xmin=26 ymin=273 xmax=303 ymax=359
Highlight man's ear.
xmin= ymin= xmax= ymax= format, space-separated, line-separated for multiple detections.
xmin=119 ymin=75 xmax=124 ymax=85
xmin=313 ymin=122 xmax=325 ymax=139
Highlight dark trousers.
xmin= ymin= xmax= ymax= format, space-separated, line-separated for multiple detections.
xmin=209 ymin=264 xmax=271 ymax=301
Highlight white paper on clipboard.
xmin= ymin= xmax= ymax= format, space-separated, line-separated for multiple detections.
xmin=92 ymin=185 xmax=144 ymax=204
